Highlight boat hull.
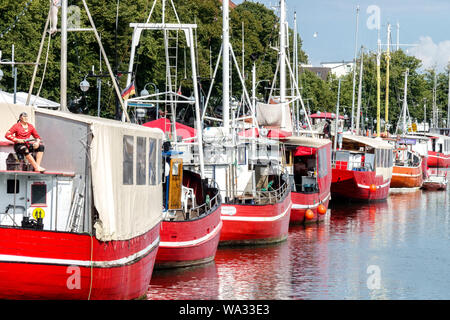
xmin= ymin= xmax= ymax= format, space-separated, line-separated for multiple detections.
xmin=219 ymin=192 xmax=292 ymax=245
xmin=290 ymin=191 xmax=330 ymax=224
xmin=155 ymin=205 xmax=222 ymax=269
xmin=0 ymin=223 xmax=160 ymax=300
xmin=422 ymin=181 xmax=447 ymax=191
xmin=331 ymin=168 xmax=391 ymax=201
xmin=390 ymin=165 xmax=423 ymax=188
xmin=427 ymin=151 xmax=450 ymax=168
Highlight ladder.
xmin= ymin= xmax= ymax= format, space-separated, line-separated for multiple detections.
xmin=66 ymin=180 xmax=85 ymax=233
xmin=164 ymin=29 xmax=179 ymax=123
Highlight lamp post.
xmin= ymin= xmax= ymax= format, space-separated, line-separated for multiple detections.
xmin=141 ymin=82 xmax=159 ymax=119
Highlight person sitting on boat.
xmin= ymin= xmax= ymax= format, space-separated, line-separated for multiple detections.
xmin=5 ymin=112 xmax=46 ymax=173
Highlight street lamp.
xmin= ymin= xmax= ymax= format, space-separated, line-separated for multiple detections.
xmin=0 ymin=69 xmax=3 ymax=81
xmin=80 ymin=78 xmax=90 ymax=92
xmin=141 ymin=82 xmax=159 ymax=119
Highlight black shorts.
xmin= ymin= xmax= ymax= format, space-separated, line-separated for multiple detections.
xmin=14 ymin=142 xmax=45 ymax=156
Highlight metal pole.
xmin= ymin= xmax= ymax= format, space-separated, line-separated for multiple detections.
xmin=12 ymin=44 xmax=16 ymax=104
xmin=402 ymin=69 xmax=409 ymax=134
xmin=334 ymin=78 xmax=341 ymax=155
xmin=27 ymin=8 xmax=51 ymax=106
xmin=222 ymin=0 xmax=230 ymax=132
xmin=447 ymin=65 xmax=450 ymax=128
xmin=350 ymin=5 xmax=360 ymax=133
xmin=279 ymin=0 xmax=287 ymax=103
xmin=355 ymin=46 xmax=364 ymax=135
xmin=81 ymin=0 xmax=130 ymax=122
xmin=385 ymin=24 xmax=391 ymax=134
xmin=189 ymin=28 xmax=205 ymax=178
xmin=60 ymin=0 xmax=68 ymax=111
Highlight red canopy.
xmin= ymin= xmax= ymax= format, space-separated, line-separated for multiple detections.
xmin=238 ymin=128 xmax=292 ymax=139
xmin=294 ymin=146 xmax=316 ymax=156
xmin=310 ymin=112 xmax=344 ymax=120
xmin=143 ymin=118 xmax=196 ymax=140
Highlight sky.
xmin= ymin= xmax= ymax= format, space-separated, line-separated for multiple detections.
xmin=233 ymin=0 xmax=450 ymax=72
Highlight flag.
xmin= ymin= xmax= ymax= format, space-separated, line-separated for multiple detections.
xmin=121 ymin=81 xmax=136 ymax=100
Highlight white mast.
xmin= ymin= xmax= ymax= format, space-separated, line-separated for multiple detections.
xmin=279 ymin=0 xmax=287 ymax=104
xmin=402 ymin=69 xmax=409 ymax=134
xmin=355 ymin=46 xmax=364 ymax=135
xmin=350 ymin=5 xmax=360 ymax=133
xmin=222 ymin=0 xmax=230 ymax=133
xmin=60 ymin=0 xmax=68 ymax=111
xmin=293 ymin=11 xmax=300 ymax=134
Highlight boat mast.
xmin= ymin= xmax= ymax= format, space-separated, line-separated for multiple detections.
xmin=355 ymin=46 xmax=364 ymax=135
xmin=350 ymin=5 xmax=360 ymax=133
xmin=279 ymin=0 xmax=287 ymax=105
xmin=376 ymin=28 xmax=381 ymax=137
xmin=293 ymin=12 xmax=300 ymax=135
xmin=432 ymin=70 xmax=437 ymax=128
xmin=447 ymin=63 xmax=450 ymax=129
xmin=222 ymin=0 xmax=230 ymax=133
xmin=384 ymin=23 xmax=391 ymax=134
xmin=402 ymin=69 xmax=409 ymax=135
xmin=60 ymin=0 xmax=68 ymax=111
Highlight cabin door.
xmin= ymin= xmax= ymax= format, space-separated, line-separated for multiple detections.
xmin=168 ymin=158 xmax=183 ymax=210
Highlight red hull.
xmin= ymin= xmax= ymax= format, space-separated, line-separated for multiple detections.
xmin=219 ymin=192 xmax=292 ymax=245
xmin=0 ymin=224 xmax=160 ymax=300
xmin=290 ymin=191 xmax=330 ymax=224
xmin=331 ymin=168 xmax=391 ymax=201
xmin=427 ymin=151 xmax=450 ymax=168
xmin=155 ymin=206 xmax=222 ymax=268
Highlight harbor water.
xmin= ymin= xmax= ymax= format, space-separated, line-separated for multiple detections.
xmin=147 ymin=172 xmax=449 ymax=300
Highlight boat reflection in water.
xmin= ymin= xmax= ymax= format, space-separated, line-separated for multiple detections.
xmin=147 ymin=181 xmax=449 ymax=300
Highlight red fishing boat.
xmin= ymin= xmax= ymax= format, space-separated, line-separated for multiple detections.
xmin=192 ymin=128 xmax=292 ymax=245
xmin=283 ymin=136 xmax=332 ymax=224
xmin=126 ymin=3 xmax=223 ymax=267
xmin=331 ymin=135 xmax=394 ymax=201
xmin=0 ymin=106 xmax=163 ymax=299
xmin=142 ymin=121 xmax=222 ymax=268
xmin=423 ymin=134 xmax=450 ymax=168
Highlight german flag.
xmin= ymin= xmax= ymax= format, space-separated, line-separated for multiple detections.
xmin=121 ymin=81 xmax=136 ymax=100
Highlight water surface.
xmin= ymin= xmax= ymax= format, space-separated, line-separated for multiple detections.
xmin=148 ymin=180 xmax=449 ymax=300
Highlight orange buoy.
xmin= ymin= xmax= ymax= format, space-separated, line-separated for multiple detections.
xmin=305 ymin=209 xmax=315 ymax=220
xmin=369 ymin=184 xmax=377 ymax=192
xmin=317 ymin=204 xmax=327 ymax=215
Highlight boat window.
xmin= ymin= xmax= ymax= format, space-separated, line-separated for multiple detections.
xmin=7 ymin=179 xmax=19 ymax=194
xmin=157 ymin=139 xmax=162 ymax=185
xmin=364 ymin=153 xmax=375 ymax=170
xmin=136 ymin=137 xmax=146 ymax=185
xmin=335 ymin=150 xmax=350 ymax=162
xmin=238 ymin=145 xmax=246 ymax=165
xmin=123 ymin=135 xmax=134 ymax=185
xmin=318 ymin=147 xmax=328 ymax=178
xmin=31 ymin=183 xmax=46 ymax=205
xmin=148 ymin=138 xmax=157 ymax=185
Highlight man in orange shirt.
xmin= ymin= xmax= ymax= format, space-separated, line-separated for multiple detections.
xmin=5 ymin=112 xmax=46 ymax=173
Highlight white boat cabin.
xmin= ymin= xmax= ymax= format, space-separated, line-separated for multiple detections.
xmin=0 ymin=103 xmax=163 ymax=242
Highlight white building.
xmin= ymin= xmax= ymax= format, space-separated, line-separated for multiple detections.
xmin=320 ymin=61 xmax=355 ymax=78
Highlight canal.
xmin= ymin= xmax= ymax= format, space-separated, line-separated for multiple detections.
xmin=147 ymin=177 xmax=449 ymax=300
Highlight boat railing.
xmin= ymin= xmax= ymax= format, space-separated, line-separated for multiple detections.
xmin=331 ymin=160 xmax=373 ymax=171
xmin=230 ymin=176 xmax=290 ymax=205
xmin=185 ymin=179 xmax=222 ymax=218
